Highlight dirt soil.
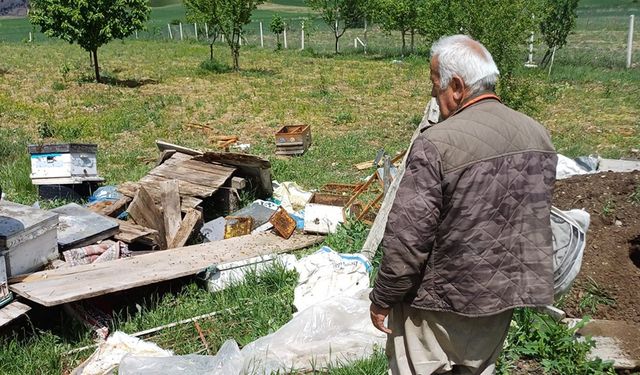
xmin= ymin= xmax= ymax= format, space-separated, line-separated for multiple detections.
xmin=553 ymin=171 xmax=640 ymax=324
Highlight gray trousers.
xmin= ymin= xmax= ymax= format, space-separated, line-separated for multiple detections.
xmin=386 ymin=304 xmax=513 ymax=375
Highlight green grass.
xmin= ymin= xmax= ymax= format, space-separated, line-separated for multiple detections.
xmin=0 ymin=1 xmax=639 ymax=374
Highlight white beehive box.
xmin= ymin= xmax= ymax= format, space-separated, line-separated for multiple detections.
xmin=28 ymin=144 xmax=102 ymax=185
xmin=0 ymin=201 xmax=59 ymax=277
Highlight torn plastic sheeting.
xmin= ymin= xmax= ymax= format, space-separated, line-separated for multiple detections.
xmin=118 ymin=340 xmax=243 ymax=375
xmin=293 ymin=246 xmax=371 ymax=313
xmin=117 ymin=294 xmax=384 ymax=375
xmin=556 ymin=154 xmax=593 ymax=179
xmin=240 ymin=292 xmax=385 ymax=374
xmin=72 ymin=331 xmax=172 ymax=375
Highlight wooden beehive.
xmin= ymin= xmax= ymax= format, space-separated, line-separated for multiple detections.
xmin=275 ymin=125 xmax=312 ymax=156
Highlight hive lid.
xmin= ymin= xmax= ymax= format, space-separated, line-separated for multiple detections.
xmin=0 ymin=201 xmax=58 ymax=249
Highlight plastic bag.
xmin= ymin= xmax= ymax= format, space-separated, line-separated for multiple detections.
xmin=88 ymin=186 xmax=122 ymax=203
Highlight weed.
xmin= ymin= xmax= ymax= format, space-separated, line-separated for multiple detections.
xmin=497 ymin=308 xmax=615 ymax=375
xmin=577 ymin=277 xmax=616 ymax=314
xmin=601 ymin=198 xmax=615 ymax=217
xmin=51 ymin=81 xmax=66 ymax=91
xmin=324 ymin=218 xmax=369 ymax=254
xmin=334 ymin=111 xmax=354 ymax=125
xmin=629 ymin=185 xmax=640 ymax=205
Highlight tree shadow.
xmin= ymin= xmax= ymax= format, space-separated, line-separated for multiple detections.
xmin=240 ymin=68 xmax=278 ymax=78
xmin=100 ymin=77 xmax=160 ymax=88
xmin=78 ymin=74 xmax=159 ymax=87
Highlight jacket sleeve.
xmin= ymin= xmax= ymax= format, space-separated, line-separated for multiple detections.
xmin=370 ymin=136 xmax=443 ymax=309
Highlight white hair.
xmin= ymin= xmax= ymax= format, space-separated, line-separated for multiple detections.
xmin=430 ymin=35 xmax=500 ymax=95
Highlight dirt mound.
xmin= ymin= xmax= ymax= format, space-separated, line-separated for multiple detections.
xmin=553 ymin=171 xmax=640 ymax=323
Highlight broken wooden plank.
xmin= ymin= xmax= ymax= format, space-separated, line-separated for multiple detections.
xmin=148 ymin=161 xmax=234 ymax=189
xmin=169 ymin=209 xmax=202 ymax=248
xmin=119 ymin=181 xmax=203 ymax=213
xmin=111 ymin=220 xmax=159 ymax=247
xmin=156 ymin=140 xmax=203 ymax=156
xmin=138 ymin=175 xmax=212 ymax=201
xmin=11 ymin=233 xmax=324 ymax=306
xmin=156 ymin=149 xmax=177 ymax=166
xmin=0 ymin=300 xmax=30 ymax=327
xmin=127 ymin=186 xmax=167 ymax=249
xmin=359 ymin=99 xmax=437 ymax=261
xmin=51 ymin=204 xmax=120 ymax=250
xmin=195 ymin=152 xmax=273 ymax=197
xmin=161 ymin=180 xmax=181 ymax=245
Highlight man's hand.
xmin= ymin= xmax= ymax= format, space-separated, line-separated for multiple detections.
xmin=370 ymin=303 xmax=392 ymax=334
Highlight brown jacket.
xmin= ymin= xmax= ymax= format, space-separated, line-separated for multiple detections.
xmin=370 ymin=97 xmax=557 ymax=316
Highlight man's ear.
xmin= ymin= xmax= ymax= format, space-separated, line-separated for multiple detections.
xmin=451 ymin=76 xmax=465 ymax=102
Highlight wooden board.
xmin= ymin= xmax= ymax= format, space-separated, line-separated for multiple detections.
xmin=86 ymin=196 xmax=132 ymax=218
xmin=120 ymin=181 xmax=204 ymax=210
xmin=161 ymin=180 xmax=181 ymax=244
xmin=11 ymin=233 xmax=324 ymax=306
xmin=128 ymin=187 xmax=167 ymax=249
xmin=0 ymin=300 xmax=30 ymax=327
xmin=51 ymin=203 xmax=120 ymax=250
xmin=112 ymin=219 xmax=159 ymax=246
xmin=169 ymin=209 xmax=202 ymax=248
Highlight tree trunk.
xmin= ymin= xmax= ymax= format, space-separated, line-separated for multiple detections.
xmin=541 ymin=48 xmax=553 ymax=68
xmin=401 ymin=31 xmax=406 ymax=56
xmin=210 ymin=43 xmax=214 ymax=60
xmin=276 ymin=34 xmax=280 ymax=49
xmin=410 ymin=30 xmax=415 ymax=53
xmin=232 ymin=32 xmax=240 ymax=71
xmin=92 ymin=48 xmax=100 ymax=83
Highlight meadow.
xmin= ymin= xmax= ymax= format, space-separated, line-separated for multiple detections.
xmin=0 ymin=0 xmax=639 ymax=373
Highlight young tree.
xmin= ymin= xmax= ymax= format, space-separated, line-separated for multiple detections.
xmin=270 ymin=14 xmax=285 ymax=50
xmin=29 ymin=0 xmax=150 ymax=83
xmin=370 ymin=0 xmax=422 ymax=54
xmin=539 ymin=0 xmax=580 ymax=67
xmin=306 ymin=0 xmax=364 ymax=54
xmin=185 ymin=0 xmax=263 ymax=71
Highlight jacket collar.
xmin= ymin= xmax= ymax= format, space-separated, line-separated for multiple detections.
xmin=450 ymin=91 xmax=501 ymax=117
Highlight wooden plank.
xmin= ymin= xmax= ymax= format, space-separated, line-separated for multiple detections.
xmin=162 ymin=157 xmax=236 ymax=177
xmin=10 ymin=233 xmax=324 ymax=306
xmin=140 ymin=174 xmax=214 ymax=199
xmin=169 ymin=209 xmax=202 ymax=248
xmin=156 ymin=140 xmax=203 ymax=156
xmin=161 ymin=180 xmax=181 ymax=245
xmin=148 ymin=162 xmax=233 ymax=188
xmin=0 ymin=300 xmax=31 ymax=327
xmin=156 ymin=150 xmax=176 ymax=166
xmin=359 ymin=99 xmax=437 ymax=261
xmin=119 ymin=180 xmax=202 ymax=212
xmin=112 ymin=220 xmax=158 ymax=244
xmin=196 ymin=152 xmax=273 ymax=197
xmin=128 ymin=187 xmax=167 ymax=250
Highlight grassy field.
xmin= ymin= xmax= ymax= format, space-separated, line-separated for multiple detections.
xmin=0 ymin=0 xmax=639 ymax=374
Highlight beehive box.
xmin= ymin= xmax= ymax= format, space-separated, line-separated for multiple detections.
xmin=0 ymin=201 xmax=59 ymax=277
xmin=28 ymin=143 xmax=101 ymax=184
xmin=275 ymin=125 xmax=312 ymax=156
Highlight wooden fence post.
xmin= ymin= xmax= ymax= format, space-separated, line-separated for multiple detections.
xmin=179 ymin=23 xmax=184 ymax=41
xmin=167 ymin=24 xmax=173 ymax=40
xmin=260 ymin=22 xmax=264 ymax=48
xmin=301 ymin=21 xmax=305 ymax=50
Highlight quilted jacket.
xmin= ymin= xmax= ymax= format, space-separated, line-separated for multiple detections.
xmin=370 ymin=96 xmax=557 ymax=316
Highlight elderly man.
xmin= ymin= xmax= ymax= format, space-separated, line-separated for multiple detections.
xmin=369 ymin=35 xmax=557 ymax=375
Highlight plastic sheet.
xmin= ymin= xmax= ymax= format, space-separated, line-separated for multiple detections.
xmin=118 ymin=340 xmax=243 ymax=375
xmin=240 ymin=291 xmax=386 ymax=374
xmin=551 ymin=207 xmax=590 ymax=300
